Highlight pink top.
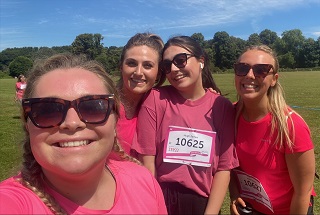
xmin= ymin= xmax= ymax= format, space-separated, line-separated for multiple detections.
xmin=236 ymin=111 xmax=315 ymax=214
xmin=0 ymin=159 xmax=167 ymax=214
xmin=116 ymin=103 xmax=137 ymax=156
xmin=15 ymin=81 xmax=27 ymax=100
xmin=132 ymin=86 xmax=239 ymax=197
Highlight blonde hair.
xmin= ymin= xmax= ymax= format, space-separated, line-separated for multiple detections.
xmin=235 ymin=45 xmax=295 ymax=150
xmin=18 ymin=54 xmax=140 ymax=214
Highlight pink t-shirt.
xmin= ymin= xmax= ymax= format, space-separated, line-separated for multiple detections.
xmin=236 ymin=111 xmax=314 ymax=214
xmin=116 ymin=103 xmax=137 ymax=156
xmin=0 ymin=159 xmax=167 ymax=214
xmin=15 ymin=81 xmax=27 ymax=100
xmin=132 ymin=86 xmax=239 ymax=197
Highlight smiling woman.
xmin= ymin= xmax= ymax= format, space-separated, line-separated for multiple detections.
xmin=0 ymin=54 xmax=167 ymax=215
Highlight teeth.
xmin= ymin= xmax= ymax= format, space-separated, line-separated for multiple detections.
xmin=59 ymin=140 xmax=89 ymax=148
xmin=243 ymin=84 xmax=256 ymax=89
xmin=174 ymin=75 xmax=185 ymax=81
xmin=132 ymin=79 xmax=145 ymax=83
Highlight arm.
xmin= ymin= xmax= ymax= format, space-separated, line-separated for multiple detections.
xmin=286 ymin=149 xmax=315 ymax=214
xmin=139 ymin=154 xmax=156 ymax=177
xmin=229 ymin=170 xmax=247 ymax=215
xmin=204 ymin=170 xmax=230 ymax=215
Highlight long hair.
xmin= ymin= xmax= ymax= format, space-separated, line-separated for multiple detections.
xmin=19 ymin=53 xmax=139 ymax=214
xmin=118 ymin=32 xmax=166 ymax=88
xmin=235 ymin=45 xmax=295 ymax=150
xmin=162 ymin=35 xmax=221 ymax=94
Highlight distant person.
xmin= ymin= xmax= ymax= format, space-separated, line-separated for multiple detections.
xmin=116 ymin=32 xmax=166 ymax=156
xmin=229 ymin=45 xmax=315 ymax=214
xmin=0 ymin=54 xmax=167 ymax=214
xmin=132 ymin=36 xmax=239 ymax=214
xmin=15 ymin=74 xmax=27 ymax=102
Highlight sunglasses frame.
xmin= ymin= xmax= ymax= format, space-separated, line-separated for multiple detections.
xmin=160 ymin=53 xmax=194 ymax=74
xmin=234 ymin=63 xmax=274 ymax=78
xmin=22 ymin=94 xmax=115 ymax=128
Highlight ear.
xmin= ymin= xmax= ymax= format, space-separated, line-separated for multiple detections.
xmin=200 ymin=63 xmax=204 ymax=69
xmin=271 ymin=73 xmax=279 ymax=87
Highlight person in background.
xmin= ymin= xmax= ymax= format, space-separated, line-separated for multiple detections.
xmin=15 ymin=74 xmax=27 ymax=102
xmin=229 ymin=45 xmax=315 ymax=215
xmin=0 ymin=54 xmax=167 ymax=215
xmin=132 ymin=36 xmax=239 ymax=214
xmin=116 ymin=32 xmax=166 ymax=156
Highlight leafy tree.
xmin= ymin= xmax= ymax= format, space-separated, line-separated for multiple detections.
xmin=9 ymin=56 xmax=33 ymax=77
xmin=259 ymin=29 xmax=279 ymax=47
xmin=191 ymin=33 xmax=205 ymax=48
xmin=72 ymin=33 xmax=104 ymax=59
xmin=300 ymin=38 xmax=319 ymax=67
xmin=247 ymin=33 xmax=261 ymax=46
xmin=278 ymin=52 xmax=295 ymax=68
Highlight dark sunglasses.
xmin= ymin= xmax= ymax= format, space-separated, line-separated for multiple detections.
xmin=160 ymin=53 xmax=194 ymax=74
xmin=22 ymin=94 xmax=115 ymax=128
xmin=234 ymin=63 xmax=274 ymax=78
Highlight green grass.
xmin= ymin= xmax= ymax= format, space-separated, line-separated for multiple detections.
xmin=1 ymin=71 xmax=319 ymax=213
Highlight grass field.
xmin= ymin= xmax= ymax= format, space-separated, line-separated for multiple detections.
xmin=0 ymin=71 xmax=319 ymax=213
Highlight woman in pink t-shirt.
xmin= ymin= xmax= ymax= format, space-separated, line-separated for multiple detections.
xmin=0 ymin=54 xmax=167 ymax=215
xmin=116 ymin=33 xmax=166 ymax=156
xmin=133 ymin=36 xmax=239 ymax=214
xmin=15 ymin=74 xmax=27 ymax=102
xmin=230 ymin=45 xmax=315 ymax=214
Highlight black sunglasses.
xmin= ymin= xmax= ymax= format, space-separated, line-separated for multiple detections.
xmin=160 ymin=53 xmax=194 ymax=74
xmin=234 ymin=63 xmax=274 ymax=78
xmin=22 ymin=94 xmax=114 ymax=128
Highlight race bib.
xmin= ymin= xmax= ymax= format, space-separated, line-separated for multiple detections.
xmin=163 ymin=125 xmax=216 ymax=167
xmin=234 ymin=169 xmax=274 ymax=213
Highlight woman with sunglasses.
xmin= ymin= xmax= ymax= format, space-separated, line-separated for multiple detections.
xmin=116 ymin=32 xmax=166 ymax=156
xmin=132 ymin=36 xmax=239 ymax=214
xmin=230 ymin=45 xmax=315 ymax=214
xmin=0 ymin=54 xmax=167 ymax=214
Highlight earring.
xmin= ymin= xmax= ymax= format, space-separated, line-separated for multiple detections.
xmin=200 ymin=63 xmax=204 ymax=69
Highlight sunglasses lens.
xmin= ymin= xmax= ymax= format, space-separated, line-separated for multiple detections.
xmin=253 ymin=64 xmax=270 ymax=77
xmin=31 ymin=102 xmax=65 ymax=127
xmin=78 ymin=99 xmax=110 ymax=123
xmin=235 ymin=63 xmax=250 ymax=76
xmin=173 ymin=54 xmax=187 ymax=68
xmin=161 ymin=61 xmax=173 ymax=74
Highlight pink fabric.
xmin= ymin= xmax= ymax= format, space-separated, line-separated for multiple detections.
xmin=116 ymin=103 xmax=137 ymax=155
xmin=236 ymin=111 xmax=314 ymax=214
xmin=0 ymin=159 xmax=167 ymax=214
xmin=132 ymin=86 xmax=239 ymax=197
xmin=15 ymin=82 xmax=27 ymax=100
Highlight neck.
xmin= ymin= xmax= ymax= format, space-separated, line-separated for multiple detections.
xmin=242 ymin=97 xmax=270 ymax=122
xmin=177 ymin=82 xmax=206 ymax=101
xmin=42 ymin=163 xmax=115 ymax=209
xmin=119 ymin=87 xmax=144 ymax=119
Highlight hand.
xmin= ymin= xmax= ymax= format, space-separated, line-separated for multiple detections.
xmin=207 ymin=88 xmax=220 ymax=95
xmin=230 ymin=197 xmax=246 ymax=215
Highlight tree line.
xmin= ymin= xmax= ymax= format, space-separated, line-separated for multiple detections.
xmin=1 ymin=28 xmax=319 ymax=78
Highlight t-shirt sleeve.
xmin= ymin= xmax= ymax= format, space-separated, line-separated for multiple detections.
xmin=132 ymin=90 xmax=158 ymax=155
xmin=214 ymin=97 xmax=239 ymax=171
xmin=285 ymin=112 xmax=314 ymax=153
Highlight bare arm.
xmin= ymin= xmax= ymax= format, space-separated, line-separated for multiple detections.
xmin=286 ymin=149 xmax=315 ymax=214
xmin=204 ymin=170 xmax=230 ymax=215
xmin=139 ymin=154 xmax=156 ymax=177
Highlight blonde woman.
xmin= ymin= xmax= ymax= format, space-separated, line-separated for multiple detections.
xmin=230 ymin=45 xmax=315 ymax=214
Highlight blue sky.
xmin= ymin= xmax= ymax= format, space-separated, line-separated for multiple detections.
xmin=1 ymin=0 xmax=320 ymax=51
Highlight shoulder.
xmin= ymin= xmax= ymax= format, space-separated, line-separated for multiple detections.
xmin=0 ymin=176 xmax=50 ymax=214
